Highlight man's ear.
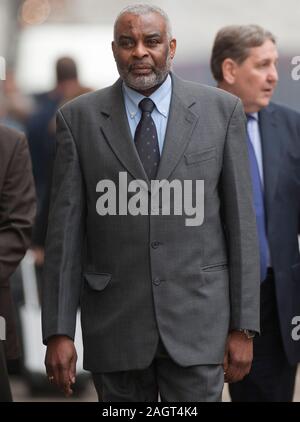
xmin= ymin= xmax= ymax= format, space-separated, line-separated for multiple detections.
xmin=112 ymin=41 xmax=116 ymax=59
xmin=222 ymin=58 xmax=238 ymax=85
xmin=169 ymin=39 xmax=177 ymax=60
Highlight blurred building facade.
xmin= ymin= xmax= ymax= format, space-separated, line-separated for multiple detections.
xmin=0 ymin=0 xmax=299 ymax=110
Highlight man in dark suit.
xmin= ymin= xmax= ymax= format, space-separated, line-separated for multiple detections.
xmin=211 ymin=24 xmax=300 ymax=401
xmin=0 ymin=125 xmax=36 ymax=401
xmin=42 ymin=5 xmax=260 ymax=402
xmin=27 ymin=57 xmax=92 ymax=261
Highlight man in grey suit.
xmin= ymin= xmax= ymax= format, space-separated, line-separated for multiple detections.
xmin=211 ymin=24 xmax=300 ymax=401
xmin=42 ymin=5 xmax=260 ymax=402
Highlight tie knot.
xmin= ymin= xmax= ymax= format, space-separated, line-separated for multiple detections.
xmin=246 ymin=114 xmax=256 ymax=123
xmin=139 ymin=98 xmax=155 ymax=113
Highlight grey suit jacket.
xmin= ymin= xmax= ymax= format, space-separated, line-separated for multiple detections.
xmin=42 ymin=74 xmax=260 ymax=373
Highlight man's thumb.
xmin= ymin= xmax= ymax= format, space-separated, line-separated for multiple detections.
xmin=69 ymin=355 xmax=77 ymax=384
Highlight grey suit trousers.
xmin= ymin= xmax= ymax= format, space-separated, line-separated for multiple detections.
xmin=92 ymin=339 xmax=224 ymax=402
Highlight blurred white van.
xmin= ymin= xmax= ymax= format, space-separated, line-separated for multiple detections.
xmin=15 ymin=24 xmax=119 ymax=93
xmin=19 ymin=251 xmax=89 ymax=394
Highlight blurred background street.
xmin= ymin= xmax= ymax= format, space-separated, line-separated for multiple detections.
xmin=8 ymin=368 xmax=300 ymax=401
xmin=1 ymin=0 xmax=300 ymax=110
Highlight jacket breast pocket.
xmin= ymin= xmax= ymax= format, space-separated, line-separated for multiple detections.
xmin=83 ymin=272 xmax=112 ymax=291
xmin=201 ymin=262 xmax=228 ymax=272
xmin=185 ymin=147 xmax=216 ymax=166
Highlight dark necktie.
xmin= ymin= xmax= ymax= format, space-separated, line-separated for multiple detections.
xmin=246 ymin=115 xmax=268 ymax=281
xmin=134 ymin=98 xmax=160 ymax=180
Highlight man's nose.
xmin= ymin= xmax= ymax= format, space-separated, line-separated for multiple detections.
xmin=268 ymin=64 xmax=279 ymax=84
xmin=132 ymin=42 xmax=149 ymax=58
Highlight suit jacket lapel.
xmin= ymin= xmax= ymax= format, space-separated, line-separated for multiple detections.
xmin=99 ymin=79 xmax=149 ymax=187
xmin=156 ymin=74 xmax=199 ymax=181
xmin=259 ymin=103 xmax=282 ymax=214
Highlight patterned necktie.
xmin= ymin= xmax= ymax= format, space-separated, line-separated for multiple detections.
xmin=134 ymin=98 xmax=160 ymax=180
xmin=246 ymin=114 xmax=268 ymax=281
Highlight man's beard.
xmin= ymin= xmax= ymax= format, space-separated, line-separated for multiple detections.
xmin=117 ymin=52 xmax=172 ymax=92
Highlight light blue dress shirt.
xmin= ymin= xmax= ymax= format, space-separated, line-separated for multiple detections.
xmin=122 ymin=74 xmax=172 ymax=155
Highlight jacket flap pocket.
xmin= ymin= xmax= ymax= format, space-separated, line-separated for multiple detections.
xmin=185 ymin=147 xmax=216 ymax=165
xmin=84 ymin=273 xmax=111 ymax=291
xmin=201 ymin=262 xmax=228 ymax=272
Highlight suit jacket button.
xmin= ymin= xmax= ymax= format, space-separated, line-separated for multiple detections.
xmin=151 ymin=241 xmax=160 ymax=249
xmin=153 ymin=278 xmax=161 ymax=286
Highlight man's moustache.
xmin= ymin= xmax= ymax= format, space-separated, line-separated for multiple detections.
xmin=129 ymin=64 xmax=153 ymax=71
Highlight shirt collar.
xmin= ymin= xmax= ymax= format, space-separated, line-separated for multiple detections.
xmin=122 ymin=74 xmax=172 ymax=118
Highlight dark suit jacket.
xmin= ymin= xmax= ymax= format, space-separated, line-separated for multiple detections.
xmin=42 ymin=74 xmax=260 ymax=373
xmin=26 ymin=92 xmax=59 ymax=247
xmin=259 ymin=102 xmax=300 ymax=365
xmin=0 ymin=125 xmax=36 ymax=359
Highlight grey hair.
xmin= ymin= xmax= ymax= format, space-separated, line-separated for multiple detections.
xmin=211 ymin=24 xmax=276 ymax=82
xmin=114 ymin=4 xmax=173 ymax=41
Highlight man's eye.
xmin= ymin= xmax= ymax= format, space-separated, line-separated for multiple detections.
xmin=258 ymin=62 xmax=269 ymax=68
xmin=120 ymin=39 xmax=134 ymax=48
xmin=147 ymin=39 xmax=159 ymax=46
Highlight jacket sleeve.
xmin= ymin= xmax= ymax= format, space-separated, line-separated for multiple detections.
xmin=42 ymin=110 xmax=86 ymax=344
xmin=220 ymin=98 xmax=260 ymax=333
xmin=0 ymin=134 xmax=36 ymax=282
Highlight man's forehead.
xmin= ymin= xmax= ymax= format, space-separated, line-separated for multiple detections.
xmin=115 ymin=12 xmax=166 ymax=36
xmin=247 ymin=41 xmax=278 ymax=61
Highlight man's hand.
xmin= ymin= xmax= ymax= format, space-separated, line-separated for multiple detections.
xmin=45 ymin=335 xmax=77 ymax=397
xmin=31 ymin=247 xmax=45 ymax=267
xmin=223 ymin=330 xmax=253 ymax=383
